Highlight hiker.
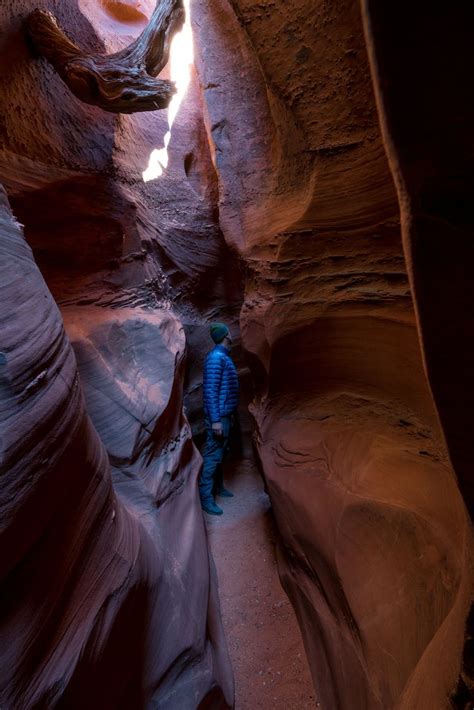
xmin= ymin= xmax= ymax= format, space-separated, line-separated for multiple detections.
xmin=199 ymin=322 xmax=239 ymax=515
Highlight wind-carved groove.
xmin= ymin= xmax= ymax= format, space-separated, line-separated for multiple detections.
xmin=26 ymin=0 xmax=185 ymax=113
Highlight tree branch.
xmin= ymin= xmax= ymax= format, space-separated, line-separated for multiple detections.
xmin=26 ymin=0 xmax=185 ymax=114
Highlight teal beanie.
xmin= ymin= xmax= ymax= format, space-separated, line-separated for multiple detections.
xmin=210 ymin=322 xmax=229 ymax=344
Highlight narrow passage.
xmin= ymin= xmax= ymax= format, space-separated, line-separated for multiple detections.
xmin=205 ymin=460 xmax=316 ymax=709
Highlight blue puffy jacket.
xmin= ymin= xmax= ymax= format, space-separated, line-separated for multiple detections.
xmin=203 ymin=345 xmax=239 ymax=423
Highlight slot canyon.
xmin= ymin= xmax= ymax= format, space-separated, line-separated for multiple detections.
xmin=1 ymin=0 xmax=473 ymax=708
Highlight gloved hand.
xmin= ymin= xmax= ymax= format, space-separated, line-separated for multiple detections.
xmin=212 ymin=421 xmax=223 ymax=437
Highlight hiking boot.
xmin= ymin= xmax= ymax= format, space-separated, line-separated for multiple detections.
xmin=201 ymin=500 xmax=223 ymax=516
xmin=217 ymin=488 xmax=234 ymax=498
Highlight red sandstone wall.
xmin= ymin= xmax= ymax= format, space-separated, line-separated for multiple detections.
xmin=1 ymin=0 xmax=472 ymax=707
xmin=0 ymin=1 xmax=234 ymax=706
xmin=0 ymin=186 xmax=233 ymax=707
xmin=191 ymin=0 xmax=473 ymax=707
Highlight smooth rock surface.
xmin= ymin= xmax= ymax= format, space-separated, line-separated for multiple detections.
xmin=191 ymin=1 xmax=473 ymax=707
xmin=0 ymin=186 xmax=233 ymax=707
xmin=1 ymin=0 xmax=473 ymax=708
xmin=0 ymin=0 xmax=235 ymax=705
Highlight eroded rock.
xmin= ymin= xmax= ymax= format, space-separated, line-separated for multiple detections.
xmin=1 ymin=0 xmax=472 ymax=707
xmin=0 ymin=186 xmax=233 ymax=707
xmin=191 ymin=0 xmax=473 ymax=707
xmin=0 ymin=0 xmax=234 ymax=706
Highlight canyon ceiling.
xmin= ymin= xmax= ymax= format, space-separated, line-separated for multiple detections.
xmin=0 ymin=1 xmax=473 ymax=708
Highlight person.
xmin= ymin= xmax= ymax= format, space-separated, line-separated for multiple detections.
xmin=199 ymin=322 xmax=239 ymax=515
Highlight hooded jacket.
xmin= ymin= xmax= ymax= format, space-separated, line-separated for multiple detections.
xmin=203 ymin=344 xmax=239 ymax=423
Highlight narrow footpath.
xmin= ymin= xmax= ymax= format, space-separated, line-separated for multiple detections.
xmin=205 ymin=460 xmax=316 ymax=709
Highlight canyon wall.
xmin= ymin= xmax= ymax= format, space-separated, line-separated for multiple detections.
xmin=0 ymin=186 xmax=233 ymax=708
xmin=1 ymin=0 xmax=472 ymax=708
xmin=191 ymin=0 xmax=473 ymax=708
xmin=0 ymin=0 xmax=234 ymax=706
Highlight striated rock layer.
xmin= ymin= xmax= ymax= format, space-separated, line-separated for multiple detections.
xmin=0 ymin=183 xmax=232 ymax=707
xmin=361 ymin=0 xmax=474 ymax=520
xmin=1 ymin=0 xmax=473 ymax=707
xmin=0 ymin=0 xmax=235 ymax=707
xmin=362 ymin=2 xmax=474 ymax=700
xmin=191 ymin=0 xmax=473 ymax=708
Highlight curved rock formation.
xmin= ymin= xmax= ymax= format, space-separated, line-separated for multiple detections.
xmin=0 ymin=0 xmax=234 ymax=706
xmin=361 ymin=4 xmax=474 ymax=699
xmin=191 ymin=0 xmax=473 ymax=707
xmin=361 ymin=0 xmax=474 ymax=519
xmin=0 ymin=183 xmax=233 ymax=707
xmin=1 ymin=0 xmax=473 ymax=707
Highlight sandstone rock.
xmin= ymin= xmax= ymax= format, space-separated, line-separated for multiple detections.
xmin=0 ymin=182 xmax=233 ymax=706
xmin=361 ymin=0 xmax=474 ymax=518
xmin=191 ymin=0 xmax=473 ymax=707
xmin=1 ymin=0 xmax=473 ymax=707
xmin=0 ymin=0 xmax=234 ymax=704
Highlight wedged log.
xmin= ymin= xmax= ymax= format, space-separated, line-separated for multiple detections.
xmin=25 ymin=0 xmax=185 ymax=113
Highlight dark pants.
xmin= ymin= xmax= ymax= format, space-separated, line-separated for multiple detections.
xmin=199 ymin=415 xmax=232 ymax=506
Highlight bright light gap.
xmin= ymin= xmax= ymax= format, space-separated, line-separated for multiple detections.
xmin=142 ymin=0 xmax=193 ymax=182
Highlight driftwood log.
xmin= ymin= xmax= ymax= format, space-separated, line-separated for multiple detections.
xmin=26 ymin=0 xmax=185 ymax=113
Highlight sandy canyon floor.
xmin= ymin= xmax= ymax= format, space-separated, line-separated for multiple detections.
xmin=205 ymin=460 xmax=316 ymax=709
